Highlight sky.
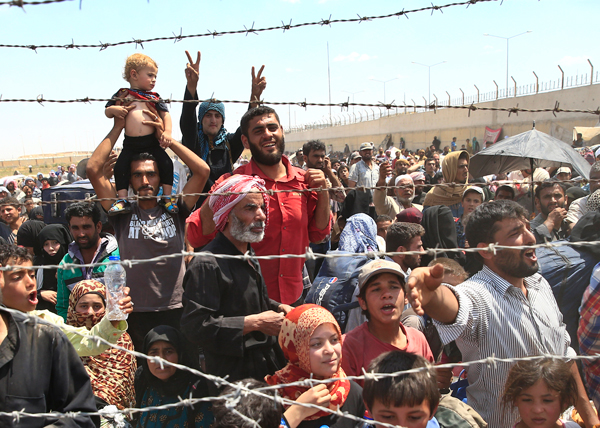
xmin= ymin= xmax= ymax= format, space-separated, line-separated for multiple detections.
xmin=1 ymin=0 xmax=599 ymax=159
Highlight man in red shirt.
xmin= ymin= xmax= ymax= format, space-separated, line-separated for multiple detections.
xmin=186 ymin=106 xmax=331 ymax=305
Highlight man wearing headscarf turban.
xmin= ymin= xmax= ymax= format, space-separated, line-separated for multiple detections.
xmin=423 ymin=150 xmax=470 ymax=217
xmin=180 ymin=50 xmax=268 ymax=204
xmin=181 ymin=174 xmax=289 ymax=393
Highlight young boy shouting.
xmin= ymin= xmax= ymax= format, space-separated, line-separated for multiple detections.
xmin=363 ymin=351 xmax=440 ymax=428
xmin=0 ymin=244 xmax=131 ymax=356
xmin=342 ymin=259 xmax=433 ymax=385
xmin=105 ymin=53 xmax=177 ymax=215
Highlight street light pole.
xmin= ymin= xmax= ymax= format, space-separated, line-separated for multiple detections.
xmin=411 ymin=61 xmax=446 ymax=105
xmin=484 ymin=31 xmax=532 ymax=93
xmin=370 ymin=78 xmax=398 ymax=104
xmin=342 ymin=90 xmax=364 ymax=113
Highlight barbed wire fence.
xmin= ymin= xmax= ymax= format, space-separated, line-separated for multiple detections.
xmin=0 ymin=0 xmax=499 ymax=49
xmin=3 ymin=0 xmax=600 ymax=426
xmin=1 ymin=305 xmax=599 ymax=428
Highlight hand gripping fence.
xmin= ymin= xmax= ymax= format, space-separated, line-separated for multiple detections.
xmin=0 ymin=306 xmax=599 ymax=427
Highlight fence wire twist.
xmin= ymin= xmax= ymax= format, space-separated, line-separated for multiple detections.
xmin=0 ymin=306 xmax=598 ymax=428
xmin=1 ymin=96 xmax=599 ymax=117
xmin=0 ymin=0 xmax=498 ymax=50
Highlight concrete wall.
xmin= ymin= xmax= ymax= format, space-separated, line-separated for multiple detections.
xmin=0 ymin=153 xmax=93 ymax=169
xmin=285 ymin=85 xmax=600 ymax=152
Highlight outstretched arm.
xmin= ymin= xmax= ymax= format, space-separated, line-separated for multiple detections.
xmin=87 ymin=111 xmax=132 ymax=211
xmin=407 ymin=264 xmax=459 ymax=324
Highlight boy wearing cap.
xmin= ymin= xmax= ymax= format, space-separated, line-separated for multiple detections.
xmin=342 ymin=259 xmax=433 ymax=386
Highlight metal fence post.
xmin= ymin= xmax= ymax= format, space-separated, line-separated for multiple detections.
xmin=474 ymin=85 xmax=480 ymax=103
xmin=459 ymin=88 xmax=464 ymax=105
xmin=533 ymin=71 xmax=539 ymax=93
xmin=511 ymin=76 xmax=517 ymax=97
xmin=558 ymin=65 xmax=564 ymax=89
xmin=588 ymin=59 xmax=594 ymax=85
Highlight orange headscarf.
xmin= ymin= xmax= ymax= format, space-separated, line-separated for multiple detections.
xmin=265 ymin=304 xmax=350 ymax=420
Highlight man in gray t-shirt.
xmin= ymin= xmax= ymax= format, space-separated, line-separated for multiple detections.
xmin=87 ymin=116 xmax=210 ymax=350
xmin=348 ymin=142 xmax=379 ymax=195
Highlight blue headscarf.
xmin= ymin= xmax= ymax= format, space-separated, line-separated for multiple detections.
xmin=338 ymin=213 xmax=379 ymax=253
xmin=197 ymin=100 xmax=228 ymax=162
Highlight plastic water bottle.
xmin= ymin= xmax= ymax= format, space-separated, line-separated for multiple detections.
xmin=104 ymin=255 xmax=128 ymax=321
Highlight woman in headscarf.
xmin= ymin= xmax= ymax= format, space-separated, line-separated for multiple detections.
xmin=422 ymin=150 xmax=470 ymax=218
xmin=338 ymin=213 xmax=382 ymax=253
xmin=135 ymin=325 xmax=213 ymax=428
xmin=28 ymin=205 xmax=45 ymax=221
xmin=265 ymin=304 xmax=365 ymax=428
xmin=37 ymin=224 xmax=72 ymax=312
xmin=67 ymin=280 xmax=137 ymax=418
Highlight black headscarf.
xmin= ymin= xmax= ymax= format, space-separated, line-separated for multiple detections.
xmin=28 ymin=206 xmax=44 ymax=221
xmin=421 ymin=205 xmax=466 ymax=267
xmin=16 ymin=220 xmax=46 ymax=257
xmin=38 ymin=224 xmax=72 ymax=292
xmin=135 ymin=325 xmax=203 ymax=407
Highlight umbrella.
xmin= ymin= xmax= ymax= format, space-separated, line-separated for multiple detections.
xmin=469 ymin=128 xmax=592 ymax=179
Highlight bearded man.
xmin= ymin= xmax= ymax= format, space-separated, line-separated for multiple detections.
xmin=181 ymin=175 xmax=291 ymax=393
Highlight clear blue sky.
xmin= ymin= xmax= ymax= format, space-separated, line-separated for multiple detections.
xmin=1 ymin=0 xmax=598 ymax=159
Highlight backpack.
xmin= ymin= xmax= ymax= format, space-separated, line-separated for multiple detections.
xmin=305 ymin=250 xmax=377 ymax=333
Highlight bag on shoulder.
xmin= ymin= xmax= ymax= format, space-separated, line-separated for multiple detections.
xmin=305 ymin=250 xmax=376 ymax=333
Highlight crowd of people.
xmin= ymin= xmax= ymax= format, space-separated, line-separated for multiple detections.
xmin=1 ymin=50 xmax=600 ymax=428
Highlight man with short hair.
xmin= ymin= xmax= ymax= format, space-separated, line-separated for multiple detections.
xmin=0 ymin=197 xmax=24 ymax=244
xmin=348 ymin=142 xmax=379 ymax=193
xmin=187 ymin=106 xmax=331 ymax=305
xmin=407 ymin=200 xmax=598 ymax=428
xmin=386 ymin=222 xmax=425 ymax=275
xmin=530 ymin=180 xmax=569 ymax=243
xmin=87 ymin=113 xmax=210 ymax=350
xmin=375 ymin=215 xmax=393 ymax=241
xmin=302 ymin=139 xmax=345 ymax=203
xmin=573 ymin=132 xmax=585 ymax=148
xmin=0 ymin=245 xmax=98 ymax=427
xmin=494 ymin=184 xmax=515 ymax=201
xmin=566 ymin=162 xmax=600 ymax=229
xmin=55 ymin=202 xmax=120 ymax=320
xmin=181 ymin=175 xmax=290 ymax=393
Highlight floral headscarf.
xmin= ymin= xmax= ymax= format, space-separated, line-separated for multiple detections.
xmin=265 ymin=304 xmax=350 ymax=420
xmin=67 ymin=280 xmax=137 ymax=410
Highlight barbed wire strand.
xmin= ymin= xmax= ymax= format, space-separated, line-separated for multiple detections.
xmin=0 ymin=0 xmax=73 ymax=6
xmin=1 ymin=95 xmax=600 ymax=117
xmin=0 ymin=0 xmax=498 ymax=49
xmin=1 ymin=305 xmax=599 ymax=427
xmin=23 ymin=177 xmax=600 ymax=206
xmin=3 ymin=239 xmax=600 ymax=272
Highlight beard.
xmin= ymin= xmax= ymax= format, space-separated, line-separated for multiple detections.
xmin=397 ymin=195 xmax=415 ymax=206
xmin=494 ymin=248 xmax=539 ymax=278
xmin=249 ymin=136 xmax=285 ymax=166
xmin=230 ymin=213 xmax=265 ymax=243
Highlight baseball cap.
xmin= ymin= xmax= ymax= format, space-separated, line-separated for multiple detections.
xmin=358 ymin=260 xmax=405 ymax=292
xmin=359 ymin=142 xmax=374 ymax=151
xmin=463 ymin=186 xmax=485 ymax=200
xmin=556 ymin=167 xmax=571 ymax=175
xmin=350 ymin=151 xmax=361 ymax=160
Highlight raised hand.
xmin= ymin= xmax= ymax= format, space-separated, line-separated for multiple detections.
xmin=251 ymin=65 xmax=266 ymax=105
xmin=185 ymin=50 xmax=201 ymax=93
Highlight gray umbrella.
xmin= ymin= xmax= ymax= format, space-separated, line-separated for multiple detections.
xmin=469 ymin=128 xmax=592 ymax=179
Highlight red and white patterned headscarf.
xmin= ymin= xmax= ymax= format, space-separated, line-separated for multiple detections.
xmin=208 ymin=174 xmax=269 ymax=232
xmin=265 ymin=304 xmax=350 ymax=420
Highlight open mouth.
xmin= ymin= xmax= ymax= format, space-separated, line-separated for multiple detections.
xmin=263 ymin=142 xmax=276 ymax=150
xmin=28 ymin=290 xmax=38 ymax=306
xmin=523 ymin=249 xmax=537 ymax=262
xmin=380 ymin=304 xmax=396 ymax=314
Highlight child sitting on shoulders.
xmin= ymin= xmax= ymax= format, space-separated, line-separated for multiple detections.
xmin=342 ymin=259 xmax=433 ymax=386
xmin=105 ymin=53 xmax=177 ymax=215
xmin=502 ymin=358 xmax=580 ymax=428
